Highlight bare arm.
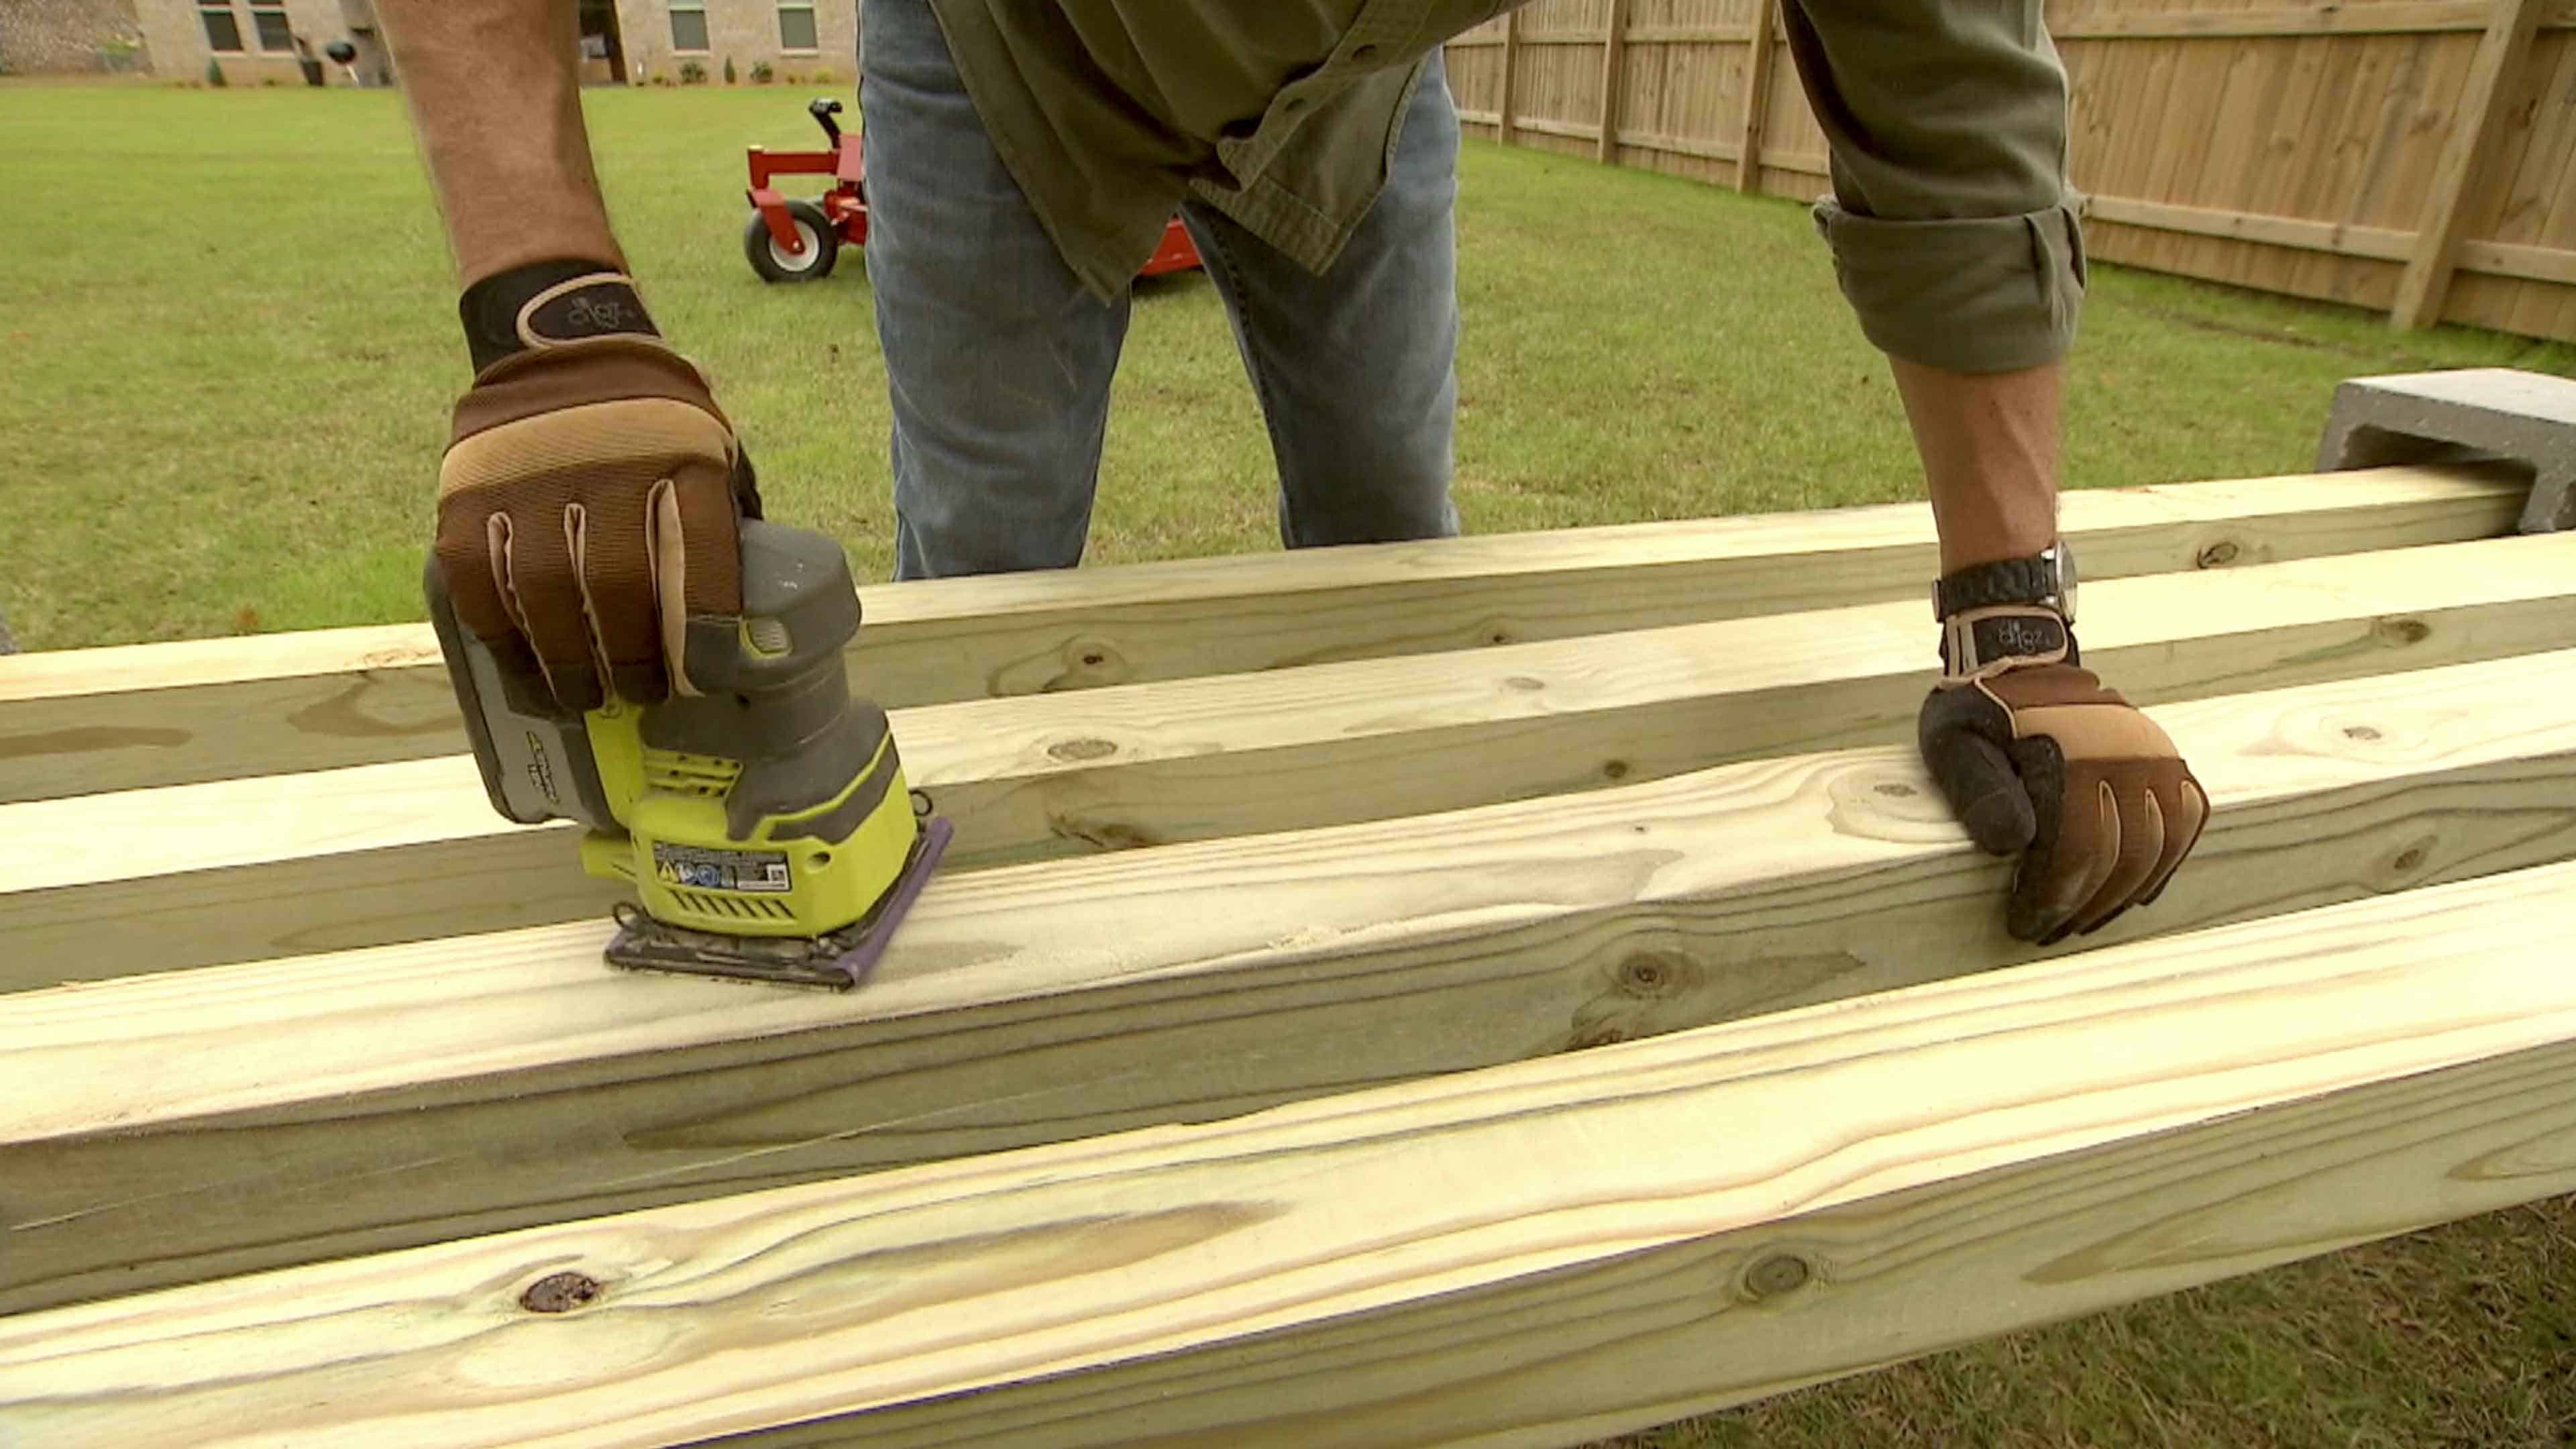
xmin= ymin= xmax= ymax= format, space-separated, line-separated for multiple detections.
xmin=1890 ymin=358 xmax=2061 ymax=574
xmin=374 ymin=0 xmax=623 ymax=284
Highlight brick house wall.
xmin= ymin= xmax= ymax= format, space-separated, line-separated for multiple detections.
xmin=0 ymin=0 xmax=147 ymax=74
xmin=132 ymin=0 xmax=385 ymax=85
xmin=614 ymin=0 xmax=855 ymax=87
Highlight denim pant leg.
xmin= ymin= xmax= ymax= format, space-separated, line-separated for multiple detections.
xmin=1180 ymin=56 xmax=1464 ymax=549
xmin=861 ymin=0 xmax=1129 ymax=580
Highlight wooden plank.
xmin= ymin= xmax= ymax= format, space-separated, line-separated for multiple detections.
xmin=2084 ymin=195 xmax=2576 ymax=286
xmin=1615 ymin=127 xmax=1741 ymax=164
xmin=2050 ymin=1 xmax=2534 ymax=40
xmin=2459 ymin=237 xmax=2576 ymax=286
xmin=1621 ymin=23 xmax=1756 ymax=44
xmin=1498 ymin=6 xmax=1521 ymax=145
xmin=7 ymin=859 xmax=2574 ymax=1449
xmin=1737 ymin=0 xmax=1778 ymax=191
xmin=9 ymin=646 xmax=2576 ymax=1313
xmin=13 ymin=527 xmax=2576 ymax=987
xmin=0 ymin=465 xmax=2525 ymax=803
xmin=2392 ymin=0 xmax=2548 ymax=326
xmin=1500 ymin=113 xmax=1601 ymax=144
xmin=1597 ymin=0 xmax=1631 ymax=164
xmin=2082 ymin=195 xmax=2416 ymax=261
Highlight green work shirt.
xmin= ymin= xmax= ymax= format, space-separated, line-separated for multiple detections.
xmin=922 ymin=0 xmax=2089 ymax=374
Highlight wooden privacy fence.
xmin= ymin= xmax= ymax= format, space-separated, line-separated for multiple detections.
xmin=1446 ymin=0 xmax=2576 ymax=342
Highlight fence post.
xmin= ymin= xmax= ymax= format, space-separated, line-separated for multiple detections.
xmin=1597 ymin=0 xmax=1631 ymax=164
xmin=2390 ymin=0 xmax=2542 ymax=329
xmin=1498 ymin=9 xmax=1521 ymax=148
xmin=1736 ymin=0 xmax=1779 ymax=192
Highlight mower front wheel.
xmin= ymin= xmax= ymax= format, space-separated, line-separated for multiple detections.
xmin=745 ymin=199 xmax=839 ymax=283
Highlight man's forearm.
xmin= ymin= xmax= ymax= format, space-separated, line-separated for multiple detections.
xmin=376 ymin=0 xmax=622 ymax=285
xmin=1890 ymin=358 xmax=2062 ymax=576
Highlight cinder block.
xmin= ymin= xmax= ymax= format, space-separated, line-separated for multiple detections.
xmin=2316 ymin=367 xmax=2576 ymax=535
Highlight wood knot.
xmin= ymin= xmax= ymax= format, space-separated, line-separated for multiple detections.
xmin=1485 ymin=627 xmax=1515 ymax=647
xmin=2343 ymin=724 xmax=2382 ymax=742
xmin=1617 ymin=951 xmax=1688 ymax=999
xmin=1874 ymin=782 xmax=1917 ymax=798
xmin=1503 ymin=676 xmax=1545 ymax=693
xmin=1603 ymin=759 xmax=1631 ymax=781
xmin=519 ymin=1271 xmax=603 ymax=1314
xmin=1047 ymin=737 xmax=1118 ymax=763
xmin=2196 ymin=540 xmax=2242 ymax=569
xmin=2374 ymin=616 xmax=2432 ymax=647
xmin=1743 ymin=1252 xmax=1812 ymax=1299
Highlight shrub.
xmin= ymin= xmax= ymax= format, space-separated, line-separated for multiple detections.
xmin=205 ymin=58 xmax=227 ymax=87
xmin=808 ymin=66 xmax=835 ymax=85
xmin=750 ymin=60 xmax=773 ymax=83
xmin=679 ymin=59 xmax=707 ymax=84
xmin=782 ymin=70 xmax=802 ymax=85
xmin=722 ymin=56 xmax=737 ymax=83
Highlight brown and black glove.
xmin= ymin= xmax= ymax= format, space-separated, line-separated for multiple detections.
xmin=1918 ymin=602 xmax=2210 ymax=945
xmin=434 ymin=259 xmax=761 ymax=714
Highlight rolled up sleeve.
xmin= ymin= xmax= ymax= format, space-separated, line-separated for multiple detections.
xmin=1784 ymin=0 xmax=2087 ymax=374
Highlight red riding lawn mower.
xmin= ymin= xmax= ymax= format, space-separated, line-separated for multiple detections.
xmin=744 ymin=98 xmax=1204 ymax=283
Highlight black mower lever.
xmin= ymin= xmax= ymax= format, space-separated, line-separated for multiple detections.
xmin=809 ymin=97 xmax=844 ymax=144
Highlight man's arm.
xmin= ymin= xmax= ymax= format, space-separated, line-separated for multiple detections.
xmin=1776 ymin=2 xmax=2208 ymax=944
xmin=375 ymin=0 xmax=622 ymax=283
xmin=1890 ymin=358 xmax=2061 ymax=574
xmin=379 ymin=0 xmax=756 ymax=717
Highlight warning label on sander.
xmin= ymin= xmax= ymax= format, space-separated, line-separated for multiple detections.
xmin=652 ymin=844 xmax=794 ymax=893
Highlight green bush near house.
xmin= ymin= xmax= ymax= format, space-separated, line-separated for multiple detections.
xmin=203 ymin=58 xmax=225 ymax=87
xmin=751 ymin=60 xmax=773 ymax=83
xmin=723 ymin=56 xmax=737 ymax=84
xmin=679 ymin=59 xmax=706 ymax=85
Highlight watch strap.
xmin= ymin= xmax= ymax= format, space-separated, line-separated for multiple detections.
xmin=1933 ymin=553 xmax=2061 ymax=620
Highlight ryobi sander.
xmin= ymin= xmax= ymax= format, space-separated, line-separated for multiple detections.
xmin=425 ymin=522 xmax=950 ymax=990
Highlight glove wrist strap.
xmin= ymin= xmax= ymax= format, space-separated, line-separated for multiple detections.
xmin=459 ymin=259 xmax=659 ymax=374
xmin=1939 ymin=605 xmax=2076 ymax=683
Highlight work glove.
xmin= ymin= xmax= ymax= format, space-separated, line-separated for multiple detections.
xmin=434 ymin=260 xmax=761 ymax=714
xmin=1917 ymin=606 xmax=2210 ymax=945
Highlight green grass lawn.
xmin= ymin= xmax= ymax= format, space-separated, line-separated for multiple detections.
xmin=5 ymin=79 xmax=2575 ymax=1446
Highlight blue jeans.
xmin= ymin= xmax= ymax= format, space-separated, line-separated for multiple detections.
xmin=857 ymin=0 xmax=1464 ymax=580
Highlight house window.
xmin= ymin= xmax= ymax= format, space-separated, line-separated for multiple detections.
xmin=669 ymin=3 xmax=708 ymax=52
xmin=777 ymin=3 xmax=818 ymax=50
xmin=198 ymin=0 xmax=244 ymax=52
xmin=251 ymin=1 xmax=294 ymax=52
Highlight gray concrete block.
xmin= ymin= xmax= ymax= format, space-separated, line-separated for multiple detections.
xmin=2316 ymin=367 xmax=2576 ymax=535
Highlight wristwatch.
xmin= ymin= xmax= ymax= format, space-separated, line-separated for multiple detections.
xmin=1932 ymin=539 xmax=2076 ymax=625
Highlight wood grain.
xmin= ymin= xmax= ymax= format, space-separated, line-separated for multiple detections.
xmin=0 ymin=466 xmax=2526 ymax=802
xmin=6 ymin=858 xmax=2573 ymax=1449
xmin=11 ymin=528 xmax=2576 ymax=987
xmin=9 ymin=648 xmax=2575 ymax=1313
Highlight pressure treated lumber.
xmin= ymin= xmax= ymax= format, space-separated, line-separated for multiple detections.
xmin=11 ymin=529 xmax=2576 ymax=988
xmin=9 ymin=648 xmax=2576 ymax=1313
xmin=7 ymin=859 xmax=2574 ymax=1449
xmin=0 ymin=464 xmax=2527 ymax=802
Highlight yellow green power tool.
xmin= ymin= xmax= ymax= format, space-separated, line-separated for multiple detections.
xmin=424 ymin=521 xmax=950 ymax=990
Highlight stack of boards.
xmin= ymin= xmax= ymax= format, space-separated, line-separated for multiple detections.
xmin=3 ymin=458 xmax=2574 ymax=1448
